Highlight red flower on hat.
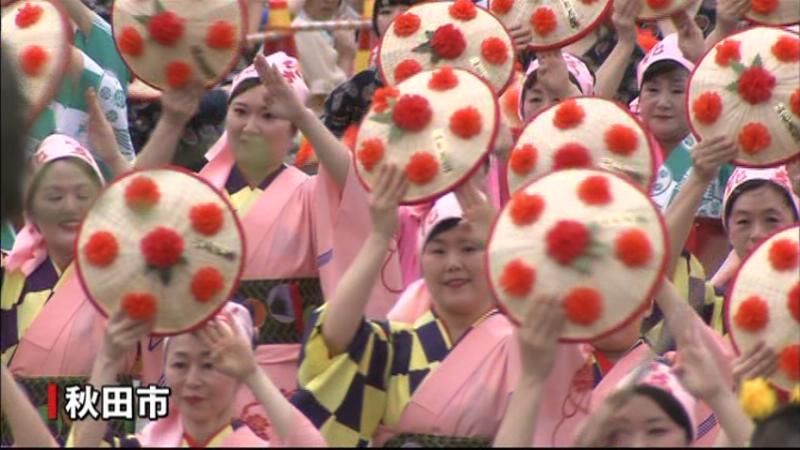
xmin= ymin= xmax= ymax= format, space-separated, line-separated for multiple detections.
xmin=510 ymin=144 xmax=538 ymax=175
xmin=190 ymin=203 xmax=224 ymax=236
xmin=737 ymin=65 xmax=776 ymax=104
xmin=553 ymin=100 xmax=585 ymax=130
xmin=392 ymin=95 xmax=433 ymax=132
xmin=357 ymin=138 xmax=385 ymax=172
xmin=450 ymin=107 xmax=482 ymax=139
xmin=428 ymin=66 xmax=459 ymax=91
xmin=579 ymin=0 xmax=598 ymax=3
xmin=191 ymin=267 xmax=225 ymax=303
xmin=578 ymin=176 xmax=612 ymax=206
xmin=714 ymin=40 xmax=741 ymax=67
xmin=563 ymin=287 xmax=603 ymax=326
xmin=122 ymin=292 xmax=158 ymax=321
xmin=615 ymin=229 xmax=652 ymax=268
xmin=768 ymin=238 xmax=799 ymax=271
xmin=738 ymin=122 xmax=771 ymax=155
xmin=118 ymin=26 xmax=144 ymax=57
xmin=84 ymin=231 xmax=119 ymax=268
xmin=546 ymin=220 xmax=590 ymax=265
xmin=734 ymin=296 xmax=769 ymax=332
xmin=141 ymin=227 xmax=184 ymax=268
xmin=751 ymin=0 xmax=778 ymax=14
xmin=206 ymin=20 xmax=237 ymax=50
xmin=373 ymin=87 xmax=400 ymax=113
xmin=125 ymin=176 xmax=161 ymax=211
xmin=148 ymin=10 xmax=185 ymax=47
xmin=481 ymin=37 xmax=509 ymax=66
xmin=15 ymin=3 xmax=43 ymax=28
xmin=552 ymin=143 xmax=592 ymax=170
xmin=166 ymin=61 xmax=192 ymax=89
xmin=604 ymin=124 xmax=639 ymax=156
xmin=646 ymin=0 xmax=671 ymax=9
xmin=431 ymin=25 xmax=467 ymax=60
xmin=500 ymin=259 xmax=536 ymax=297
xmin=449 ymin=0 xmax=477 ymax=21
xmin=791 ymin=89 xmax=800 ymax=117
xmin=772 ymin=35 xmax=800 ymax=63
xmin=405 ymin=152 xmax=439 ymax=185
xmin=692 ymin=92 xmax=723 ymax=125
xmin=19 ymin=45 xmax=48 ymax=76
xmin=530 ymin=7 xmax=557 ymax=37
xmin=491 ymin=0 xmax=513 ymax=15
xmin=789 ymin=282 xmax=800 ymax=323
xmin=779 ymin=345 xmax=800 ymax=380
xmin=394 ymin=12 xmax=421 ymax=37
xmin=394 ymin=59 xmax=423 ymax=83
xmin=510 ymin=192 xmax=545 ymax=226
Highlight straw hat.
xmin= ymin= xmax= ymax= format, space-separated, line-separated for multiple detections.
xmin=378 ymin=0 xmax=514 ymax=94
xmin=637 ymin=0 xmax=693 ymax=20
xmin=486 ymin=168 xmax=668 ymax=342
xmin=745 ymin=1 xmax=800 ymax=27
xmin=507 ymin=96 xmax=656 ymax=195
xmin=76 ymin=167 xmax=245 ymax=336
xmin=0 ymin=0 xmax=71 ymax=125
xmin=687 ymin=27 xmax=800 ymax=168
xmin=112 ymin=0 xmax=246 ymax=91
xmin=726 ymin=225 xmax=800 ymax=391
xmin=488 ymin=0 xmax=611 ymax=51
xmin=354 ymin=67 xmax=499 ymax=204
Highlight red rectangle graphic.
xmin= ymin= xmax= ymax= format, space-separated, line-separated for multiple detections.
xmin=47 ymin=382 xmax=57 ymax=420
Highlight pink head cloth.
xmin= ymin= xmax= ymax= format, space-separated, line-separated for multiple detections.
xmin=517 ymin=52 xmax=595 ymax=121
xmin=417 ymin=193 xmax=464 ymax=252
xmin=164 ymin=302 xmax=255 ymax=352
xmin=722 ymin=166 xmax=800 ymax=227
xmin=4 ymin=134 xmax=104 ymax=276
xmin=636 ymin=33 xmax=695 ymax=89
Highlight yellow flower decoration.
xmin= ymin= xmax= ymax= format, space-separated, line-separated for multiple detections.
xmin=739 ymin=378 xmax=778 ymax=420
xmin=791 ymin=384 xmax=800 ymax=404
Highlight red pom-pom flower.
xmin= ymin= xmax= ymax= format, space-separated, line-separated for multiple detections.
xmin=738 ymin=66 xmax=776 ymax=104
xmin=738 ymin=122 xmax=771 ymax=155
xmin=615 ymin=229 xmax=652 ymax=268
xmin=481 ymin=37 xmax=508 ymax=66
xmin=546 ymin=220 xmax=590 ymax=265
xmin=604 ymin=124 xmax=639 ymax=156
xmin=692 ymin=92 xmax=723 ymax=125
xmin=394 ymin=58 xmax=423 ymax=83
xmin=491 ymin=0 xmax=513 ymax=15
xmin=148 ymin=10 xmax=185 ymax=46
xmin=431 ymin=24 xmax=467 ymax=60
xmin=500 ymin=259 xmax=536 ymax=298
xmin=646 ymin=0 xmax=671 ymax=8
xmin=553 ymin=100 xmax=585 ymax=130
xmin=530 ymin=7 xmax=557 ymax=37
xmin=405 ymin=152 xmax=439 ymax=185
xmin=15 ymin=3 xmax=43 ymax=28
xmin=779 ymin=345 xmax=800 ymax=380
xmin=552 ymin=143 xmax=592 ymax=170
xmin=392 ymin=94 xmax=433 ymax=132
xmin=791 ymin=89 xmax=800 ymax=117
xmin=166 ymin=61 xmax=192 ymax=89
xmin=788 ymin=282 xmax=800 ymax=323
xmin=449 ymin=107 xmax=482 ymax=139
xmin=751 ymin=0 xmax=778 ymax=14
xmin=125 ymin=176 xmax=160 ymax=211
xmin=428 ymin=66 xmax=459 ymax=91
xmin=768 ymin=239 xmax=799 ymax=271
xmin=510 ymin=192 xmax=545 ymax=226
xmin=394 ymin=12 xmax=421 ymax=37
xmin=563 ymin=287 xmax=603 ymax=326
xmin=714 ymin=40 xmax=741 ymax=66
xmin=510 ymin=144 xmax=537 ymax=175
xmin=449 ymin=0 xmax=477 ymax=21
xmin=357 ymin=138 xmax=385 ymax=172
xmin=734 ymin=296 xmax=769 ymax=332
xmin=373 ymin=87 xmax=400 ymax=113
xmin=19 ymin=45 xmax=48 ymax=76
xmin=122 ymin=292 xmax=158 ymax=321
xmin=118 ymin=26 xmax=144 ymax=57
xmin=190 ymin=267 xmax=225 ymax=303
xmin=141 ymin=227 xmax=184 ymax=268
xmin=772 ymin=35 xmax=800 ymax=63
xmin=578 ymin=175 xmax=612 ymax=206
xmin=206 ymin=20 xmax=237 ymax=50
xmin=84 ymin=231 xmax=119 ymax=267
xmin=190 ymin=203 xmax=224 ymax=236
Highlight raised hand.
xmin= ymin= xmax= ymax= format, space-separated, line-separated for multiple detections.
xmin=159 ymin=81 xmax=204 ymax=126
xmin=715 ymin=0 xmax=749 ymax=34
xmin=368 ymin=163 xmax=408 ymax=240
xmin=85 ymin=87 xmax=120 ymax=163
xmin=611 ymin=0 xmax=642 ymax=44
xmin=674 ymin=324 xmax=727 ymax=402
xmin=671 ymin=9 xmax=705 ymax=63
xmin=691 ymin=135 xmax=738 ymax=182
xmin=507 ymin=24 xmax=532 ymax=53
xmin=517 ymin=295 xmax=566 ymax=383
xmin=196 ymin=313 xmax=258 ymax=382
xmin=101 ymin=307 xmax=154 ymax=365
xmin=731 ymin=341 xmax=778 ymax=390
xmin=536 ymin=50 xmax=577 ymax=100
xmin=254 ymin=53 xmax=306 ymax=124
xmin=454 ymin=177 xmax=495 ymax=245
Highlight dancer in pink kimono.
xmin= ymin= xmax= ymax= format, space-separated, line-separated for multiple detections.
xmin=69 ymin=302 xmax=326 ymax=447
xmin=136 ymin=51 xmax=402 ymax=439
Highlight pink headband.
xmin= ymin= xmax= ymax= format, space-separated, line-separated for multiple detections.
xmin=517 ymin=52 xmax=595 ymax=121
xmin=5 ymin=134 xmax=104 ymax=275
xmin=164 ymin=302 xmax=255 ymax=351
xmin=722 ymin=166 xmax=800 ymax=227
xmin=418 ymin=193 xmax=463 ymax=251
xmin=636 ymin=33 xmax=695 ymax=89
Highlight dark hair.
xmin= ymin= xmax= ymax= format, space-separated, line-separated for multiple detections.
xmin=751 ymin=404 xmax=800 ymax=447
xmin=25 ymin=158 xmax=103 ymax=215
xmin=372 ymin=0 xmax=424 ymax=36
xmin=723 ymin=179 xmax=799 ymax=227
xmin=632 ymin=384 xmax=693 ymax=443
xmin=228 ymin=77 xmax=262 ymax=105
xmin=1 ymin=44 xmax=28 ymax=221
xmin=424 ymin=217 xmax=461 ymax=247
xmin=641 ymin=60 xmax=690 ymax=86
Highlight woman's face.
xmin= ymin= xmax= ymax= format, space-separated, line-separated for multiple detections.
xmin=226 ymin=85 xmax=294 ymax=172
xmin=165 ymin=333 xmax=239 ymax=424
xmin=421 ymin=222 xmax=491 ymax=317
xmin=29 ymin=160 xmax=101 ymax=257
xmin=604 ymin=394 xmax=689 ymax=447
xmin=638 ymin=68 xmax=691 ymax=147
xmin=376 ymin=3 xmax=411 ymax=37
xmin=521 ymin=79 xmax=558 ymax=122
xmin=727 ymin=185 xmax=797 ymax=258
